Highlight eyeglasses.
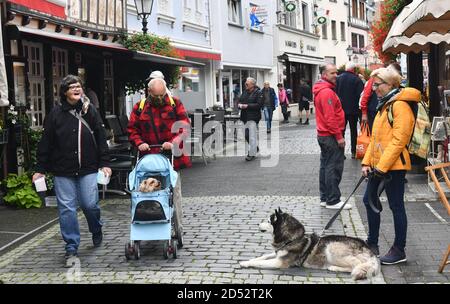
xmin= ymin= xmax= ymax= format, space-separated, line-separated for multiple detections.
xmin=68 ymin=84 xmax=82 ymax=91
xmin=372 ymin=82 xmax=386 ymax=89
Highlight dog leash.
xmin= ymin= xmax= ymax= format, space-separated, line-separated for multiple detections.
xmin=319 ymin=175 xmax=365 ymax=237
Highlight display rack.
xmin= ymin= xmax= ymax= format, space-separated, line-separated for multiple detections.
xmin=427 ymin=116 xmax=450 ymax=193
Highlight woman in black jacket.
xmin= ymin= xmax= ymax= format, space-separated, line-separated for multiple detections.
xmin=33 ymin=75 xmax=111 ymax=267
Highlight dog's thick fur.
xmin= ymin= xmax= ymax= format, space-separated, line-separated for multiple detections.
xmin=139 ymin=177 xmax=161 ymax=192
xmin=240 ymin=208 xmax=380 ymax=280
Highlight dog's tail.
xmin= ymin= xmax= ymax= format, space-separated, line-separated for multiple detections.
xmin=351 ymin=256 xmax=380 ymax=280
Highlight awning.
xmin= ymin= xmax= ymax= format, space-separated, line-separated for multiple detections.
xmin=16 ymin=26 xmax=128 ymax=51
xmin=402 ymin=0 xmax=450 ymax=37
xmin=382 ymin=0 xmax=450 ymax=54
xmin=172 ymin=42 xmax=221 ymax=61
xmin=284 ymin=53 xmax=324 ymax=66
xmin=0 ymin=22 xmax=9 ymax=107
xmin=16 ymin=26 xmax=204 ymax=67
xmin=132 ymin=51 xmax=205 ymax=67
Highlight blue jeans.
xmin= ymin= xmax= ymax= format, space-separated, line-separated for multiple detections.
xmin=54 ymin=173 xmax=102 ymax=254
xmin=263 ymin=107 xmax=273 ymax=130
xmin=318 ymin=136 xmax=345 ymax=205
xmin=363 ymin=170 xmax=407 ymax=250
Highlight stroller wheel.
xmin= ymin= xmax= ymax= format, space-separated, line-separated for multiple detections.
xmin=133 ymin=241 xmax=141 ymax=260
xmin=172 ymin=239 xmax=178 ymax=259
xmin=163 ymin=241 xmax=169 ymax=259
xmin=125 ymin=242 xmax=133 ymax=260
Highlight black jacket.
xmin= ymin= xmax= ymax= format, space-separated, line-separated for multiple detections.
xmin=35 ymin=100 xmax=109 ymax=177
xmin=336 ymin=71 xmax=364 ymax=115
xmin=239 ymin=87 xmax=264 ymax=122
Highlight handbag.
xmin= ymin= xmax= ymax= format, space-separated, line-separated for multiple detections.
xmin=356 ymin=122 xmax=371 ymax=159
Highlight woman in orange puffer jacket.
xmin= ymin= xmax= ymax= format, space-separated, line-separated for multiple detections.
xmin=361 ymin=67 xmax=420 ymax=266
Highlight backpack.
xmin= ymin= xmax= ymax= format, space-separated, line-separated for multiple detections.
xmin=136 ymin=94 xmax=176 ymax=117
xmin=387 ymin=99 xmax=431 ymax=159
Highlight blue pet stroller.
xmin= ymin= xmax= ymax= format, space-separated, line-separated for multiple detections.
xmin=125 ymin=148 xmax=183 ymax=260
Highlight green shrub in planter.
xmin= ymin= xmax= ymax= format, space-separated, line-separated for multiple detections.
xmin=2 ymin=173 xmax=42 ymax=208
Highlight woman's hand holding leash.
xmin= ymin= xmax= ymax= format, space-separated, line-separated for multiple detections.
xmin=362 ymin=166 xmax=372 ymax=177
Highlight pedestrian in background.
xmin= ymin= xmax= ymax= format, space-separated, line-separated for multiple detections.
xmin=238 ymin=77 xmax=263 ymax=161
xmin=298 ymin=79 xmax=312 ymax=125
xmin=361 ymin=67 xmax=419 ymax=265
xmin=336 ymin=62 xmax=364 ymax=159
xmin=261 ymin=81 xmax=278 ymax=134
xmin=314 ymin=64 xmax=350 ymax=210
xmin=278 ymin=83 xmax=289 ymax=123
xmin=33 ymin=75 xmax=111 ymax=267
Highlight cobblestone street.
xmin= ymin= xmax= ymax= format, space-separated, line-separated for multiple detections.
xmin=0 ymin=117 xmax=448 ymax=284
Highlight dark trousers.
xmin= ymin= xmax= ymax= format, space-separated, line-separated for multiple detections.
xmin=363 ymin=170 xmax=407 ymax=250
xmin=318 ymin=136 xmax=345 ymax=205
xmin=344 ymin=114 xmax=359 ymax=154
xmin=281 ymin=104 xmax=289 ymax=121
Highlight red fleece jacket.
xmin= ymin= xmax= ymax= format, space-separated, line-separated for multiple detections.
xmin=313 ymin=79 xmax=345 ymax=141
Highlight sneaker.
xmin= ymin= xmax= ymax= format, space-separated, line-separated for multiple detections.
xmin=299 ymin=118 xmax=303 ymax=124
xmin=320 ymin=201 xmax=327 ymax=207
xmin=267 ymin=129 xmax=271 ymax=134
xmin=303 ymin=119 xmax=309 ymax=125
xmin=365 ymin=241 xmax=380 ymax=257
xmin=351 ymin=153 xmax=356 ymax=159
xmin=92 ymin=229 xmax=103 ymax=247
xmin=326 ymin=201 xmax=352 ymax=210
xmin=64 ymin=252 xmax=78 ymax=268
xmin=245 ymin=155 xmax=256 ymax=161
xmin=380 ymin=246 xmax=407 ymax=265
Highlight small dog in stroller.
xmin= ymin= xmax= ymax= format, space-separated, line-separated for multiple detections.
xmin=139 ymin=177 xmax=162 ymax=192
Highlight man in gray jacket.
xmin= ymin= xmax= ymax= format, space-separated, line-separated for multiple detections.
xmin=238 ymin=77 xmax=264 ymax=161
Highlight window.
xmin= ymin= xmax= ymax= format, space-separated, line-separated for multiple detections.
xmin=322 ymin=23 xmax=327 ymax=39
xmin=359 ymin=35 xmax=365 ymax=49
xmin=351 ymin=33 xmax=358 ymax=48
xmin=279 ymin=0 xmax=298 ymax=28
xmin=340 ymin=21 xmax=346 ymax=41
xmin=331 ymin=20 xmax=337 ymax=40
xmin=228 ymin=0 xmax=242 ymax=25
xmin=359 ymin=2 xmax=365 ymax=20
xmin=52 ymin=47 xmax=68 ymax=105
xmin=352 ymin=0 xmax=358 ymax=18
xmin=301 ymin=2 xmax=309 ymax=31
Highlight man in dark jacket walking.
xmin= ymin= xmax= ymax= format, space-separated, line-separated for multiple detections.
xmin=336 ymin=62 xmax=364 ymax=158
xmin=314 ymin=64 xmax=351 ymax=210
xmin=239 ymin=77 xmax=263 ymax=161
xmin=298 ymin=79 xmax=312 ymax=125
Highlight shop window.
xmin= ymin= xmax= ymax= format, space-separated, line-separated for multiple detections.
xmin=23 ymin=41 xmax=45 ymax=128
xmin=104 ymin=58 xmax=114 ymax=114
xmin=52 ymin=47 xmax=68 ymax=105
xmin=181 ymin=67 xmax=200 ymax=92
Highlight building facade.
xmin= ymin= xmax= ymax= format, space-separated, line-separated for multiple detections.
xmin=211 ymin=0 xmax=275 ymax=110
xmin=126 ymin=0 xmax=221 ymax=113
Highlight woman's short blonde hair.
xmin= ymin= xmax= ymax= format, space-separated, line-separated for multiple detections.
xmin=370 ymin=67 xmax=402 ymax=88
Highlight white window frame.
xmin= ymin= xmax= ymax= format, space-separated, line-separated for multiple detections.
xmin=23 ymin=41 xmax=45 ymax=129
xmin=228 ymin=0 xmax=242 ymax=25
xmin=52 ymin=47 xmax=68 ymax=105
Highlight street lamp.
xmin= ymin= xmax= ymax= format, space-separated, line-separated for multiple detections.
xmin=346 ymin=45 xmax=354 ymax=62
xmin=134 ymin=0 xmax=154 ymax=35
xmin=363 ymin=51 xmax=369 ymax=70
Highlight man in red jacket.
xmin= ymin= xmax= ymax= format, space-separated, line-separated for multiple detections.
xmin=313 ymin=64 xmax=351 ymax=210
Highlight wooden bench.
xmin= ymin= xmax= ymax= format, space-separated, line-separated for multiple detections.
xmin=424 ymin=162 xmax=450 ymax=273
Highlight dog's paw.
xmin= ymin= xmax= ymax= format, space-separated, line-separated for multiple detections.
xmin=239 ymin=261 xmax=251 ymax=268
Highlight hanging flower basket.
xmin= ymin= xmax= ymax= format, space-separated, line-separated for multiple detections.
xmin=0 ymin=129 xmax=8 ymax=144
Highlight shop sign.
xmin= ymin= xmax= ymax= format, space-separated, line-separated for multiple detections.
xmin=285 ymin=40 xmax=297 ymax=48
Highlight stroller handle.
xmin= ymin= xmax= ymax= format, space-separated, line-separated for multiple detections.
xmin=136 ymin=144 xmax=174 ymax=167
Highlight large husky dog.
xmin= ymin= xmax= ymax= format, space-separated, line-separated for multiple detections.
xmin=240 ymin=208 xmax=380 ymax=280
